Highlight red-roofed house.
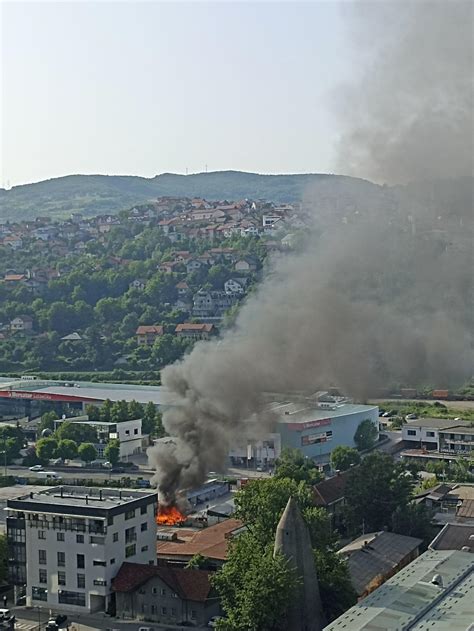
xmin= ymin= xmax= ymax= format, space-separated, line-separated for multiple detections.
xmin=157 ymin=518 xmax=244 ymax=568
xmin=113 ymin=563 xmax=221 ymax=626
xmin=136 ymin=325 xmax=164 ymax=346
xmin=175 ymin=323 xmax=216 ymax=340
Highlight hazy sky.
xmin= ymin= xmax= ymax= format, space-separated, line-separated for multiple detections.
xmin=2 ymin=1 xmax=356 ymax=186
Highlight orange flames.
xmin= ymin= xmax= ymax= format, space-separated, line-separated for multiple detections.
xmin=156 ymin=504 xmax=187 ymax=526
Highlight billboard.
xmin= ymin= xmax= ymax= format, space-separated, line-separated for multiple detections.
xmin=301 ymin=430 xmax=333 ymax=446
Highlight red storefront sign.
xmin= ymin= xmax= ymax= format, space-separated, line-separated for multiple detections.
xmin=286 ymin=418 xmax=331 ymax=431
xmin=0 ymin=390 xmax=101 ymax=403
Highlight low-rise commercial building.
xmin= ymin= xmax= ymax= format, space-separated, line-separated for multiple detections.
xmin=7 ymin=486 xmax=157 ymax=613
xmin=325 ymin=549 xmax=474 ymax=630
xmin=53 ymin=418 xmax=145 ymax=458
xmin=337 ymin=531 xmax=422 ymax=599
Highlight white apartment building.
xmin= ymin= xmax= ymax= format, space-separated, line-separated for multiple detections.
xmin=402 ymin=417 xmax=472 ymax=451
xmin=54 ymin=418 xmax=145 ymax=459
xmin=7 ymin=486 xmax=157 ymax=613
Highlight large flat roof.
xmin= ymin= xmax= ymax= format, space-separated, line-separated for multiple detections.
xmin=0 ymin=378 xmax=171 ymax=405
xmin=325 ymin=549 xmax=474 ymax=631
xmin=271 ymin=401 xmax=378 ymax=425
xmin=405 ymin=417 xmax=471 ymax=429
xmin=7 ymin=485 xmax=156 ymax=515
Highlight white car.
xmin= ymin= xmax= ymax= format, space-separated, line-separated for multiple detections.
xmin=29 ymin=464 xmax=44 ymax=472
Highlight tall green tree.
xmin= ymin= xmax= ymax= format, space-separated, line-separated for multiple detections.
xmin=55 ymin=439 xmax=78 ymax=461
xmin=38 ymin=411 xmax=57 ymax=434
xmin=128 ymin=400 xmax=144 ymax=420
xmin=78 ymin=443 xmax=97 ymax=463
xmin=104 ymin=439 xmax=120 ymax=465
xmin=330 ymin=446 xmax=361 ymax=471
xmin=36 ymin=437 xmax=58 ymax=462
xmin=212 ymin=535 xmax=298 ymax=631
xmin=55 ymin=421 xmax=97 ymax=444
xmin=274 ymin=448 xmax=323 ymax=485
xmin=85 ymin=404 xmax=101 ymax=421
xmin=100 ymin=399 xmax=113 ymax=422
xmin=354 ymin=419 xmax=378 ymax=451
xmin=343 ymin=452 xmax=413 ymax=534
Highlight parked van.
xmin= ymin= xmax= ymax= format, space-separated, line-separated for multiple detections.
xmin=37 ymin=471 xmax=61 ymax=480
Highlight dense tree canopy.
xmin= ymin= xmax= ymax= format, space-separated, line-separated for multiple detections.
xmin=274 ymin=448 xmax=323 ymax=485
xmin=330 ymin=446 xmax=361 ymax=471
xmin=354 ymin=419 xmax=378 ymax=451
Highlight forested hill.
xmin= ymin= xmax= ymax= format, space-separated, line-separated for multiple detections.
xmin=0 ymin=171 xmax=377 ymax=220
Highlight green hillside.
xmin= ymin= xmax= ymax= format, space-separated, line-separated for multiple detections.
xmin=0 ymin=171 xmax=375 ymax=220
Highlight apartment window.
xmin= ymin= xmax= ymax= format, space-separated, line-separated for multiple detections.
xmin=125 ymin=430 xmax=130 ymax=436
xmin=125 ymin=509 xmax=135 ymax=520
xmin=58 ymin=591 xmax=85 ymax=607
xmin=77 ymin=554 xmax=85 ymax=569
xmin=407 ymin=430 xmax=417 ymax=436
xmin=110 ymin=558 xmax=115 ymax=565
xmin=57 ymin=552 xmax=65 ymax=567
xmin=76 ymin=534 xmax=84 ymax=544
xmin=90 ymin=536 xmax=105 ymax=544
xmin=32 ymin=586 xmax=47 ymax=602
xmin=58 ymin=572 xmax=66 ymax=586
xmin=39 ymin=550 xmax=47 ymax=565
xmin=93 ymin=579 xmax=107 ymax=586
xmin=140 ymin=505 xmax=147 ymax=515
xmin=125 ymin=526 xmax=136 ymax=542
xmin=38 ymin=531 xmax=46 ymax=540
xmin=77 ymin=574 xmax=85 ymax=589
xmin=161 ymin=588 xmax=166 ymax=596
xmin=57 ymin=532 xmax=65 ymax=542
xmin=152 ymin=587 xmax=157 ymax=595
xmin=191 ymin=610 xmax=197 ymax=620
xmin=141 ymin=546 xmax=148 ymax=552
xmin=427 ymin=431 xmax=435 ymax=437
xmin=93 ymin=560 xmax=106 ymax=567
xmin=141 ymin=522 xmax=148 ymax=532
xmin=39 ymin=569 xmax=47 ymax=584
xmin=171 ymin=592 xmax=178 ymax=598
xmin=107 ymin=515 xmax=114 ymax=526
xmin=171 ymin=608 xmax=176 ymax=616
xmin=113 ymin=533 xmax=119 ymax=542
xmin=151 ymin=605 xmax=156 ymax=615
xmin=161 ymin=607 xmax=167 ymax=615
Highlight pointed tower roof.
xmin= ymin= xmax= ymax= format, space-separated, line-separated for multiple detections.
xmin=274 ymin=497 xmax=325 ymax=631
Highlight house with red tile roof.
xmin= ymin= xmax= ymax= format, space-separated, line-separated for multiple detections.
xmin=136 ymin=325 xmax=164 ymax=346
xmin=175 ymin=323 xmax=216 ymax=340
xmin=156 ymin=518 xmax=244 ymax=568
xmin=113 ymin=562 xmax=221 ymax=627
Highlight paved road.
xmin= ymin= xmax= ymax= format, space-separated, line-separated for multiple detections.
xmin=5 ymin=466 xmax=153 ymax=483
xmin=13 ymin=608 xmax=208 ymax=631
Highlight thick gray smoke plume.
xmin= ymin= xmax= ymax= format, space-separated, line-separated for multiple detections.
xmin=149 ymin=0 xmax=473 ymax=504
xmin=335 ymin=0 xmax=473 ymax=183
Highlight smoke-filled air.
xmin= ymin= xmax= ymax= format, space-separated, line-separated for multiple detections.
xmin=148 ymin=0 xmax=473 ymax=505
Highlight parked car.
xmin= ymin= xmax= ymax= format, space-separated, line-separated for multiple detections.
xmin=0 ymin=610 xmax=11 ymax=622
xmin=111 ymin=467 xmax=125 ymax=473
xmin=29 ymin=465 xmax=43 ymax=472
xmin=50 ymin=458 xmax=63 ymax=466
xmin=405 ymin=413 xmax=418 ymax=420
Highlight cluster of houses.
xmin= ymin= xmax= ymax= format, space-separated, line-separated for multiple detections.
xmin=136 ymin=322 xmax=216 ymax=345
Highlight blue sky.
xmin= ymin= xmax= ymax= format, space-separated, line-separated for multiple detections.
xmin=2 ymin=1 xmax=356 ymax=186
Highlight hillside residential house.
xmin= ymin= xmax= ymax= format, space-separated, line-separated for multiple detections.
xmin=234 ymin=257 xmax=257 ymax=273
xmin=129 ymin=279 xmax=146 ymax=291
xmin=224 ymin=278 xmax=248 ymax=295
xmin=337 ymin=531 xmax=422 ymax=599
xmin=136 ymin=325 xmax=164 ymax=346
xmin=10 ymin=315 xmax=34 ymax=332
xmin=175 ymin=323 xmax=216 ymax=340
xmin=192 ymin=289 xmax=236 ymax=318
xmin=113 ymin=563 xmax=220 ymax=627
